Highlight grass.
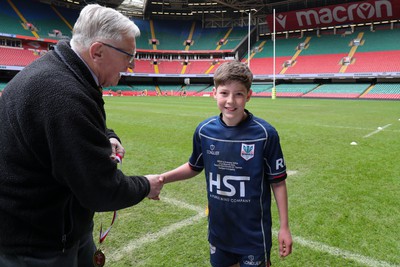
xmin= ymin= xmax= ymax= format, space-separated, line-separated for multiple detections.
xmin=94 ymin=96 xmax=400 ymax=267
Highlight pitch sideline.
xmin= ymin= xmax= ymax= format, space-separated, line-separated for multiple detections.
xmin=108 ymin=197 xmax=204 ymax=263
xmin=109 ymin=197 xmax=397 ymax=267
xmin=272 ymin=229 xmax=398 ymax=267
xmin=363 ymin=124 xmax=392 ymax=138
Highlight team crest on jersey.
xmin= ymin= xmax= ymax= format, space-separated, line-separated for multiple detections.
xmin=241 ymin=143 xmax=254 ymax=161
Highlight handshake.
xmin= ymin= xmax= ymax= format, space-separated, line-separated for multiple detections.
xmin=144 ymin=175 xmax=165 ymax=200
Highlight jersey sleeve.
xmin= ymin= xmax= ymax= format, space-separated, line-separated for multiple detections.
xmin=188 ymin=124 xmax=204 ymax=172
xmin=264 ymin=127 xmax=287 ymax=183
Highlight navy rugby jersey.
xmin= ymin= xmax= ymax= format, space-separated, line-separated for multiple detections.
xmin=189 ymin=110 xmax=287 ymax=255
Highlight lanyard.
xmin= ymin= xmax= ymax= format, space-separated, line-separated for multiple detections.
xmin=99 ymin=152 xmax=123 ymax=243
xmin=93 ymin=153 xmax=123 ymax=267
xmin=99 ymin=210 xmax=117 ymax=244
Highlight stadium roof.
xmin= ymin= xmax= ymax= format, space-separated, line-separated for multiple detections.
xmin=117 ymin=0 xmax=365 ymax=19
xmin=43 ymin=0 xmax=365 ymax=18
xmin=43 ymin=0 xmax=373 ymax=28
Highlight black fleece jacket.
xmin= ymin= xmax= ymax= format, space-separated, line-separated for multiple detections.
xmin=0 ymin=40 xmax=150 ymax=255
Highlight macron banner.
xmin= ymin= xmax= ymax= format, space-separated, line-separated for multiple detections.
xmin=266 ymin=0 xmax=400 ymax=32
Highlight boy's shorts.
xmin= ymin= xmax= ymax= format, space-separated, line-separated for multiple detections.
xmin=209 ymin=243 xmax=271 ymax=267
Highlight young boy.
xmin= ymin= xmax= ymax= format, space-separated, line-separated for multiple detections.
xmin=161 ymin=61 xmax=292 ymax=267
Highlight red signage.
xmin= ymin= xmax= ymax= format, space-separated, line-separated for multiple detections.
xmin=266 ymin=0 xmax=400 ymax=31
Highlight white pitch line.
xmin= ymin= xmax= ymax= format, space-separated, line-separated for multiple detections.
xmin=363 ymin=124 xmax=392 ymax=138
xmin=162 ymin=196 xmax=205 ymax=214
xmin=109 ymin=197 xmax=398 ymax=267
xmin=316 ymin=124 xmax=371 ymax=131
xmin=109 ymin=213 xmax=205 ymax=262
xmin=272 ymin=230 xmax=398 ymax=267
xmin=108 ymin=197 xmax=206 ymax=263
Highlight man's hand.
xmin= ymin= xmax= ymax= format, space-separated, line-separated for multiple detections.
xmin=109 ymin=137 xmax=125 ymax=162
xmin=145 ymin=175 xmax=165 ymax=200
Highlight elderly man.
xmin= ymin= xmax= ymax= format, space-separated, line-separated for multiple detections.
xmin=0 ymin=4 xmax=163 ymax=266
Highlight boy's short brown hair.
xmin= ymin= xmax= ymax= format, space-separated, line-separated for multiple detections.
xmin=213 ymin=61 xmax=253 ymax=91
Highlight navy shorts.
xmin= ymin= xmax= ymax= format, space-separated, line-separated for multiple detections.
xmin=209 ymin=243 xmax=271 ymax=267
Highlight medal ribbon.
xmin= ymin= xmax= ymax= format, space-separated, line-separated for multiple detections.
xmin=98 ymin=152 xmax=123 ymax=244
xmin=99 ymin=210 xmax=117 ymax=244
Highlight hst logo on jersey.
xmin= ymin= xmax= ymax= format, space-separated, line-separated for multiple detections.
xmin=241 ymin=143 xmax=254 ymax=161
xmin=209 ymin=173 xmax=250 ymax=197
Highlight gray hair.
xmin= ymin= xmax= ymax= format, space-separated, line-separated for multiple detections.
xmin=70 ymin=4 xmax=140 ymax=51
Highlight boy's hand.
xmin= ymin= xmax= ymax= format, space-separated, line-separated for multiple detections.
xmin=278 ymin=227 xmax=292 ymax=257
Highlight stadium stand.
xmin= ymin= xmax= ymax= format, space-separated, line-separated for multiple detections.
xmin=345 ymin=50 xmax=400 ymax=73
xmin=356 ymin=28 xmax=400 ymax=52
xmin=158 ymin=84 xmax=183 ymax=96
xmin=103 ymin=84 xmax=160 ymax=96
xmin=275 ymin=83 xmax=318 ymax=97
xmin=10 ymin=0 xmax=73 ymax=39
xmin=250 ymin=83 xmax=273 ymax=97
xmin=361 ymin=83 xmax=400 ymax=100
xmin=0 ymin=46 xmax=40 ymax=66
xmin=247 ymin=28 xmax=400 ymax=76
xmin=156 ymin=60 xmax=183 ymax=74
xmin=184 ymin=60 xmax=215 ymax=74
xmin=285 ymin=54 xmax=347 ymax=74
xmin=342 ymin=28 xmax=400 ymax=73
xmin=131 ymin=84 xmax=158 ymax=96
xmin=303 ymin=83 xmax=370 ymax=98
xmin=247 ymin=57 xmax=291 ymax=76
xmin=0 ymin=0 xmax=36 ymax=37
xmin=152 ymin=20 xmax=193 ymax=50
xmin=191 ymin=27 xmax=229 ymax=51
xmin=282 ymin=33 xmax=354 ymax=74
xmin=132 ymin=19 xmax=152 ymax=50
xmin=134 ymin=59 xmax=155 ymax=74
xmin=103 ymin=85 xmax=134 ymax=96
xmin=217 ymin=26 xmax=249 ymax=50
xmin=249 ymin=83 xmax=321 ymax=98
xmin=184 ymin=84 xmax=213 ymax=96
xmin=245 ymin=37 xmax=304 ymax=75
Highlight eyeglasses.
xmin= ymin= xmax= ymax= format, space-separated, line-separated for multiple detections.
xmin=98 ymin=41 xmax=135 ymax=65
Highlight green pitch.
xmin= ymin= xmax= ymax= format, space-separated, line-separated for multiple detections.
xmin=93 ymin=96 xmax=400 ymax=267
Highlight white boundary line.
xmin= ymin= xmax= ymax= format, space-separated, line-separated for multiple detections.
xmin=363 ymin=124 xmax=392 ymax=138
xmin=316 ymin=124 xmax=371 ymax=130
xmin=109 ymin=197 xmax=398 ymax=267
xmin=108 ymin=198 xmax=205 ymax=263
xmin=312 ymin=123 xmax=399 ymax=135
xmin=272 ymin=230 xmax=398 ymax=267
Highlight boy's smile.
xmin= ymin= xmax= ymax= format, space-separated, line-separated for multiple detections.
xmin=213 ymin=80 xmax=252 ymax=126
